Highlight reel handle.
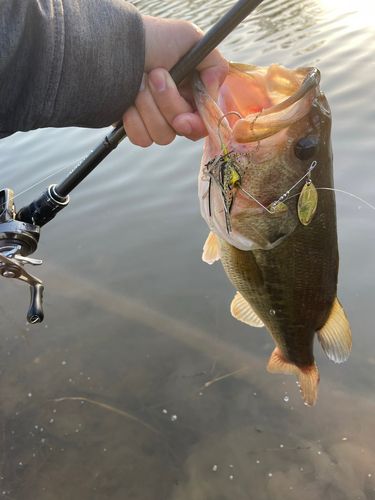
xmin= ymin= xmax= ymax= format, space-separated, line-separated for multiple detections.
xmin=28 ymin=283 xmax=44 ymax=324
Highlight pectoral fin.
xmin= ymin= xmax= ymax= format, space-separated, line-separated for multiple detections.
xmin=267 ymin=348 xmax=319 ymax=406
xmin=230 ymin=292 xmax=264 ymax=328
xmin=317 ymin=297 xmax=352 ymax=363
xmin=202 ymin=232 xmax=220 ymax=265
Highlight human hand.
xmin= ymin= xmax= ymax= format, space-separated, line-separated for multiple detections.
xmin=122 ymin=15 xmax=228 ymax=147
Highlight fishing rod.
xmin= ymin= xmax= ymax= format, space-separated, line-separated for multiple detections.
xmin=0 ymin=0 xmax=263 ymax=324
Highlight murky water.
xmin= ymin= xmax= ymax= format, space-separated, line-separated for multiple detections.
xmin=0 ymin=0 xmax=374 ymax=498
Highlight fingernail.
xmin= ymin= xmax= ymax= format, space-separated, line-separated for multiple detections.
xmin=201 ymin=72 xmax=221 ymax=102
xmin=178 ymin=120 xmax=192 ymax=135
xmin=139 ymin=74 xmax=147 ymax=91
xmin=149 ymin=71 xmax=166 ymax=92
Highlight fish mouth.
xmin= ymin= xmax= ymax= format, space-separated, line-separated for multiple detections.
xmin=195 ymin=63 xmax=324 ymax=251
xmin=224 ymin=64 xmax=321 ymax=144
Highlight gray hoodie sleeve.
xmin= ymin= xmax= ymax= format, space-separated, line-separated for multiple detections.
xmin=0 ymin=0 xmax=145 ymax=138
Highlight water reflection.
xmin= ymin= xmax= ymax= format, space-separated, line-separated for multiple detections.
xmin=253 ymin=0 xmax=326 ymax=49
xmin=133 ymin=0 xmax=236 ymax=28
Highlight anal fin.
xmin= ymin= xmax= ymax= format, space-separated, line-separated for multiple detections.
xmin=202 ymin=231 xmax=220 ymax=265
xmin=267 ymin=347 xmax=319 ymax=406
xmin=230 ymin=292 xmax=264 ymax=328
xmin=317 ymin=297 xmax=352 ymax=364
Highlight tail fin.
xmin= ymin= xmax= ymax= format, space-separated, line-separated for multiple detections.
xmin=267 ymin=348 xmax=319 ymax=406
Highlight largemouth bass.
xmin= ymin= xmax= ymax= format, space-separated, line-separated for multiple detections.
xmin=191 ymin=63 xmax=351 ymax=406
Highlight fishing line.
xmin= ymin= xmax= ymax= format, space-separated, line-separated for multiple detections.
xmin=238 ymin=157 xmax=375 ymax=214
xmin=285 ymin=188 xmax=375 ymax=211
xmin=3 ymin=155 xmax=87 ymax=207
xmin=318 ymin=188 xmax=375 ymax=211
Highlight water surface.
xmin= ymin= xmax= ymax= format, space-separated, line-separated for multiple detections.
xmin=0 ymin=0 xmax=374 ymax=498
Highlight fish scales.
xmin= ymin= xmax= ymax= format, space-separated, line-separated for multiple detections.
xmin=217 ymin=190 xmax=338 ymax=368
xmin=192 ymin=62 xmax=351 ymax=405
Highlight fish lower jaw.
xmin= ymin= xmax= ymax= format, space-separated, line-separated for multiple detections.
xmin=209 ymin=228 xmax=255 ymax=251
xmin=210 ymin=226 xmax=279 ymax=251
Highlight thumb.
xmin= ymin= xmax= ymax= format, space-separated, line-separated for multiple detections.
xmin=198 ymin=57 xmax=228 ymax=102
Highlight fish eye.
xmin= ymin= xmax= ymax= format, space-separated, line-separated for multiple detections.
xmin=294 ymin=135 xmax=319 ymax=161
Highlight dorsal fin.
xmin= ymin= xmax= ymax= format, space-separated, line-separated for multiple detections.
xmin=230 ymin=292 xmax=264 ymax=328
xmin=202 ymin=231 xmax=220 ymax=265
xmin=317 ymin=297 xmax=352 ymax=363
xmin=267 ymin=347 xmax=319 ymax=406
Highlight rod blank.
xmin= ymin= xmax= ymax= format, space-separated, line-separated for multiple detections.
xmin=54 ymin=0 xmax=264 ymax=198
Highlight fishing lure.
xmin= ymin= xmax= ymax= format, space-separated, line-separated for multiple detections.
xmin=203 ymin=107 xmax=319 ymax=233
xmin=202 ymin=111 xmax=262 ymax=233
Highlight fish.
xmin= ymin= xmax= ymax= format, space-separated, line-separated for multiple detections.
xmin=191 ymin=63 xmax=351 ymax=406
